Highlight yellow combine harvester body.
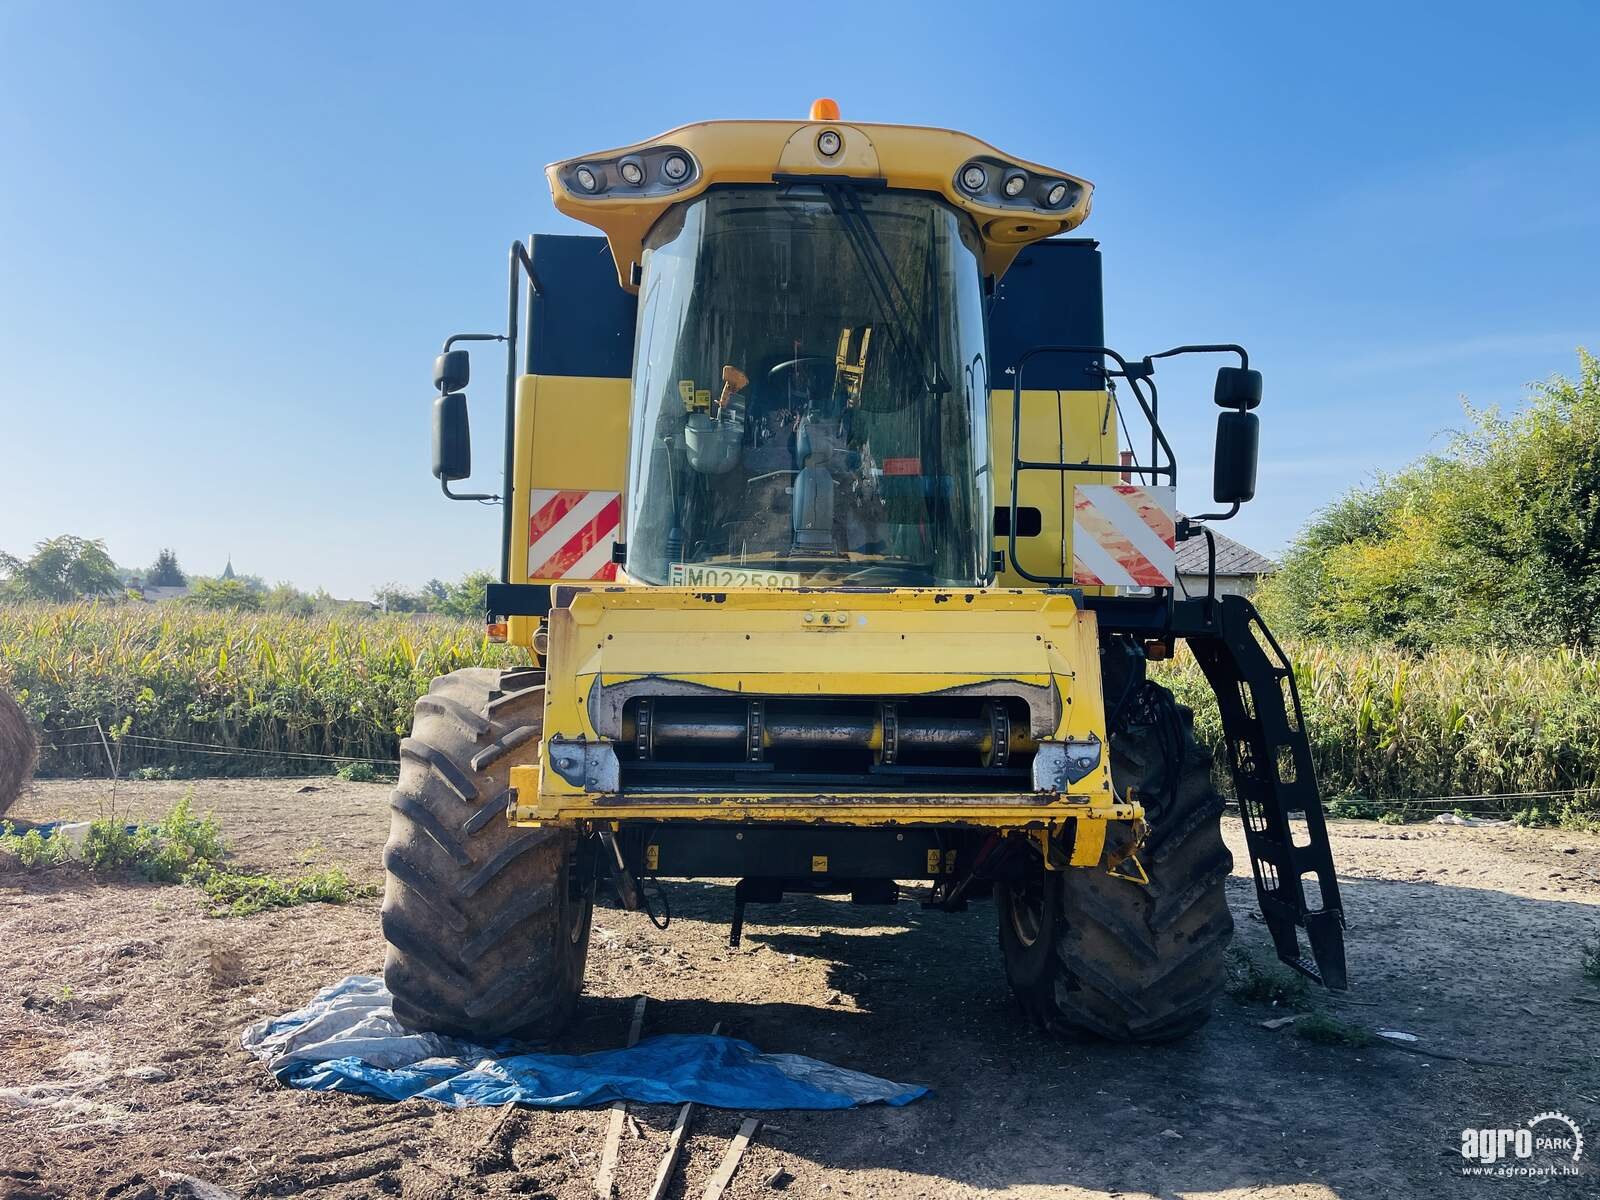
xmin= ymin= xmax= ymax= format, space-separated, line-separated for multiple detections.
xmin=504 ymin=113 xmax=1126 ymax=858
xmin=389 ymin=100 xmax=1346 ymax=1047
xmin=516 ymin=587 xmax=1125 ymax=836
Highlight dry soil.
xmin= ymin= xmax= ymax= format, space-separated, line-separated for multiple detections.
xmin=2 ymin=779 xmax=1598 ymax=1199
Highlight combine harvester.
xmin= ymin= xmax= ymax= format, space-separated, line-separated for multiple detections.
xmin=385 ymin=99 xmax=1345 ymax=1044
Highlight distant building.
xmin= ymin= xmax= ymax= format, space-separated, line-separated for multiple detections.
xmin=138 ymin=584 xmax=191 ymax=603
xmin=1174 ymin=522 xmax=1276 ymax=598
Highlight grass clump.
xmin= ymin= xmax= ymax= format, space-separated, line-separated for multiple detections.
xmin=1226 ymin=949 xmax=1311 ymax=1006
xmin=1325 ymin=793 xmax=1384 ymax=820
xmin=1582 ymin=936 xmax=1600 ymax=983
xmin=1294 ymin=1012 xmax=1372 ymax=1047
xmin=1377 ymin=811 xmax=1406 ymax=826
xmin=129 ymin=765 xmax=180 ymax=781
xmin=335 ymin=760 xmax=379 ymax=783
xmin=199 ymin=865 xmax=373 ymax=917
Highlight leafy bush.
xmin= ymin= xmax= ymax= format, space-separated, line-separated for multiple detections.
xmin=335 ymin=760 xmax=379 ymax=783
xmin=0 ymin=823 xmax=68 ymax=868
xmin=1258 ymin=350 xmax=1600 ymax=648
xmin=81 ymin=792 xmax=225 ymax=881
xmin=185 ymin=578 xmax=263 ymax=612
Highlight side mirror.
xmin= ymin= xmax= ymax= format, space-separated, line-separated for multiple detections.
xmin=1214 ymin=366 xmax=1262 ymax=410
xmin=434 ymin=349 xmax=470 ymax=394
xmin=1213 ymin=410 xmax=1259 ymax=504
xmin=433 ymin=392 xmax=471 ymax=482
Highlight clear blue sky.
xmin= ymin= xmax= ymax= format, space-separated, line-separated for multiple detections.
xmin=3 ymin=0 xmax=1596 ymax=598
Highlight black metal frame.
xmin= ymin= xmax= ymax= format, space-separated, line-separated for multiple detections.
xmin=439 ymin=242 xmax=544 ymax=587
xmin=1000 ymin=339 xmax=1347 ymax=987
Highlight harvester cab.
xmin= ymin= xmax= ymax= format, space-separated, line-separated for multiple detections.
xmin=390 ymin=100 xmax=1345 ymax=1045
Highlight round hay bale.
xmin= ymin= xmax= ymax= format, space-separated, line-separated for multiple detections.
xmin=0 ymin=686 xmax=37 ymax=817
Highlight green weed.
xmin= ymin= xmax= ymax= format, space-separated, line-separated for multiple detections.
xmin=0 ymin=823 xmax=68 ymax=868
xmin=1226 ymin=950 xmax=1311 ymax=1007
xmin=199 ymin=866 xmax=373 ymax=917
xmin=1294 ymin=1012 xmax=1372 ymax=1047
xmin=1582 ymin=936 xmax=1600 ymax=983
xmin=81 ymin=791 xmax=225 ymax=881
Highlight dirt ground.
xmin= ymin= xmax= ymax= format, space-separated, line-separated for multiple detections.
xmin=2 ymin=779 xmax=1598 ymax=1200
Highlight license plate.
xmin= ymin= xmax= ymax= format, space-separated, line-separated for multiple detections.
xmin=669 ymin=563 xmax=802 ymax=588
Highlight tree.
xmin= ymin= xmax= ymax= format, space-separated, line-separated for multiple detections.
xmin=1257 ymin=349 xmax=1600 ymax=647
xmin=147 ymin=548 xmax=186 ymax=588
xmin=185 ymin=577 xmax=263 ymax=611
xmin=373 ymin=583 xmax=429 ymax=613
xmin=0 ymin=536 xmax=123 ymax=602
xmin=263 ymin=581 xmax=314 ymax=617
xmin=432 ymin=570 xmax=496 ymax=619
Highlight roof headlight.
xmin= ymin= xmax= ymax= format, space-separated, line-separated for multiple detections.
xmin=619 ymin=158 xmax=645 ymax=186
xmin=662 ymin=154 xmax=690 ymax=182
xmin=574 ymin=165 xmax=599 ymax=193
xmin=959 ymin=163 xmax=988 ymax=194
xmin=816 ymin=129 xmax=842 ymax=157
xmin=1045 ymin=181 xmax=1070 ymax=207
xmin=1003 ymin=171 xmax=1027 ymax=198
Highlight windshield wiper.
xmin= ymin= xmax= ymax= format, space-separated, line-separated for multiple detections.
xmin=817 ymin=180 xmax=950 ymax=396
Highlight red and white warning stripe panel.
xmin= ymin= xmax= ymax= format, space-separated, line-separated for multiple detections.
xmin=528 ymin=489 xmax=620 ymax=581
xmin=1071 ymin=485 xmax=1177 ymax=589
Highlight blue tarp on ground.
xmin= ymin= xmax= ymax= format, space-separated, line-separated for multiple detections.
xmin=241 ymin=976 xmax=927 ymax=1111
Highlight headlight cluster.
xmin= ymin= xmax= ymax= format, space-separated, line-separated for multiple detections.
xmin=561 ymin=146 xmax=699 ymax=198
xmin=955 ymin=157 xmax=1081 ymax=213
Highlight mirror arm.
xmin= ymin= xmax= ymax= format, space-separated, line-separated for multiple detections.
xmin=1180 ymin=502 xmax=1241 ymax=527
xmin=1144 ymin=343 xmax=1249 ymax=370
xmin=441 ymin=478 xmax=500 ymax=504
xmin=443 ymin=332 xmax=506 ymax=353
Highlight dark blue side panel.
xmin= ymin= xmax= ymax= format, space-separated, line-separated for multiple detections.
xmin=527 ymin=233 xmax=1101 ymax=387
xmin=526 ymin=235 xmax=637 ymax=379
xmin=987 ymin=239 xmax=1105 ymax=391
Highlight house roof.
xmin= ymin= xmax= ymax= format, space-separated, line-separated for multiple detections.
xmin=1173 ymin=519 xmax=1277 ymax=578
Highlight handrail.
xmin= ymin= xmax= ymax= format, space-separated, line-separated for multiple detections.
xmin=1006 ymin=345 xmax=1176 ymax=586
xmin=498 ymin=241 xmax=544 ymax=583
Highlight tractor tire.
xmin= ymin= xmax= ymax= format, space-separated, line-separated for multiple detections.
xmin=998 ymin=682 xmax=1234 ymax=1041
xmin=381 ymin=666 xmax=592 ymax=1041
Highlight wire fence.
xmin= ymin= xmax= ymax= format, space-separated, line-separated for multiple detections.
xmin=35 ymin=724 xmax=398 ymax=779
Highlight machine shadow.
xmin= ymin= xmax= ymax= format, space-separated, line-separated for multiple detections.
xmin=580 ymin=867 xmax=1599 ymax=1200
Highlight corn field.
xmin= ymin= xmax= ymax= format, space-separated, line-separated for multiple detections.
xmin=1160 ymin=641 xmax=1600 ymax=824
xmin=3 ymin=603 xmax=1598 ymax=822
xmin=0 ymin=603 xmax=522 ymax=776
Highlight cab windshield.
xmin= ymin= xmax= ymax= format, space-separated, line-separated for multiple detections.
xmin=625 ymin=186 xmax=991 ymax=588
